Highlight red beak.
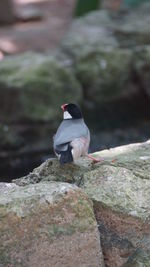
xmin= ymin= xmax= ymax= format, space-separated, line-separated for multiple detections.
xmin=61 ymin=104 xmax=67 ymax=111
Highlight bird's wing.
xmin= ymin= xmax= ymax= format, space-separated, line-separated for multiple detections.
xmin=53 ymin=119 xmax=89 ymax=151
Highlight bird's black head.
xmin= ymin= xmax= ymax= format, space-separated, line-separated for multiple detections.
xmin=61 ymin=103 xmax=82 ymax=119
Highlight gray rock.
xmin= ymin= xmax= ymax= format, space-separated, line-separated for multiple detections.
xmin=75 ymin=48 xmax=134 ymax=104
xmin=13 ymin=157 xmax=93 ymax=186
xmin=82 ymin=140 xmax=150 ymax=266
xmin=61 ymin=10 xmax=118 ymax=59
xmin=124 ymin=248 xmax=150 ymax=267
xmin=0 ymin=181 xmax=104 ymax=267
xmin=0 ymin=52 xmax=82 ymax=123
xmin=61 ymin=8 xmax=150 ymax=107
xmin=13 ymin=139 xmax=150 ymax=266
xmin=114 ymin=3 xmax=150 ymax=47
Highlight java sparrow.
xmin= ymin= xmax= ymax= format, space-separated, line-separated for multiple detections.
xmin=53 ymin=103 xmax=100 ymax=164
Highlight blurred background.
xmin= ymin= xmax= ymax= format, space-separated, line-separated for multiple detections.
xmin=0 ymin=0 xmax=150 ymax=182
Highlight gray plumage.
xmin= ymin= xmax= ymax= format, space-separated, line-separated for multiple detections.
xmin=54 ymin=119 xmax=90 ymax=164
xmin=53 ymin=102 xmax=91 ymax=164
xmin=54 ymin=118 xmax=89 ymax=153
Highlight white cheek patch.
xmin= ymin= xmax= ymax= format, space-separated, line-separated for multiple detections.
xmin=63 ymin=111 xmax=72 ymax=119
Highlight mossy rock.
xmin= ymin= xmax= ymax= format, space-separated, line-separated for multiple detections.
xmin=75 ymin=48 xmax=134 ymax=104
xmin=81 ymin=140 xmax=150 ymax=266
xmin=12 ymin=139 xmax=150 ymax=266
xmin=13 ymin=157 xmax=93 ymax=186
xmin=83 ymin=140 xmax=150 ymax=219
xmin=114 ymin=3 xmax=150 ymax=47
xmin=124 ymin=248 xmax=150 ymax=267
xmin=0 ymin=53 xmax=82 ymax=122
xmin=61 ymin=10 xmax=118 ymax=59
xmin=0 ymin=181 xmax=104 ymax=267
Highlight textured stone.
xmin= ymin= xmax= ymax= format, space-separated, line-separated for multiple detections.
xmin=13 ymin=157 xmax=93 ymax=186
xmin=75 ymin=48 xmax=134 ymax=104
xmin=12 ymin=139 xmax=150 ymax=266
xmin=0 ymin=181 xmax=104 ymax=267
xmin=114 ymin=3 xmax=150 ymax=47
xmin=81 ymin=140 xmax=150 ymax=266
xmin=0 ymin=52 xmax=82 ymax=123
xmin=61 ymin=10 xmax=118 ymax=59
xmin=124 ymin=247 xmax=150 ymax=267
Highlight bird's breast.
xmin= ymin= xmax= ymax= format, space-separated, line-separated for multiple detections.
xmin=70 ymin=135 xmax=90 ymax=161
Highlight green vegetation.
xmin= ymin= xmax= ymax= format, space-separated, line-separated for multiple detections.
xmin=74 ymin=0 xmax=101 ymax=17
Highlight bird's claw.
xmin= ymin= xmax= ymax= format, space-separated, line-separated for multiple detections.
xmin=87 ymin=154 xmax=104 ymax=163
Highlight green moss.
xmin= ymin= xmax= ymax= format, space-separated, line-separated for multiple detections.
xmin=46 ymin=224 xmax=76 ymax=238
xmin=74 ymin=196 xmax=95 ymax=221
xmin=0 ymin=248 xmax=12 ymax=266
xmin=0 ymin=53 xmax=82 ymax=122
xmin=124 ymin=248 xmax=150 ymax=267
xmin=82 ymin=142 xmax=150 ymax=221
xmin=75 ymin=48 xmax=132 ymax=103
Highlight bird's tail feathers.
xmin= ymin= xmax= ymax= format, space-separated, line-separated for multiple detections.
xmin=59 ymin=145 xmax=73 ymax=165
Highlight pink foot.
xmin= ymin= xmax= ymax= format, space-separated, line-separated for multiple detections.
xmin=86 ymin=154 xmax=117 ymax=164
xmin=86 ymin=154 xmax=104 ymax=163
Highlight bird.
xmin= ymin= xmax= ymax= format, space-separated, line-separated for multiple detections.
xmin=53 ymin=103 xmax=100 ymax=165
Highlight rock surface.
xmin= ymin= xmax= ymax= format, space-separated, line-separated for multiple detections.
xmin=83 ymin=140 xmax=150 ymax=267
xmin=61 ymin=4 xmax=150 ymax=104
xmin=114 ymin=3 xmax=150 ymax=47
xmin=61 ymin=6 xmax=150 ymax=126
xmin=13 ymin=139 xmax=150 ymax=266
xmin=61 ymin=10 xmax=118 ymax=59
xmin=0 ymin=181 xmax=104 ymax=267
xmin=13 ymin=157 xmax=93 ymax=186
xmin=0 ymin=52 xmax=82 ymax=123
xmin=75 ymin=48 xmax=134 ymax=104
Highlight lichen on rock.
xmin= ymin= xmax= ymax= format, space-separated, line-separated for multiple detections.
xmin=0 ymin=181 xmax=104 ymax=267
xmin=0 ymin=52 xmax=82 ymax=122
xmin=75 ymin=48 xmax=134 ymax=104
xmin=13 ymin=139 xmax=150 ymax=266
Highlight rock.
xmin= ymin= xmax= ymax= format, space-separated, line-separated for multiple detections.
xmin=0 ymin=181 xmax=104 ymax=267
xmin=61 ymin=4 xmax=150 ymax=60
xmin=124 ymin=247 xmax=150 ymax=267
xmin=59 ymin=6 xmax=150 ymax=133
xmin=13 ymin=157 xmax=93 ymax=186
xmin=12 ymin=139 xmax=150 ymax=266
xmin=0 ymin=182 xmax=18 ymax=192
xmin=72 ymin=9 xmax=114 ymax=27
xmin=0 ymin=52 xmax=82 ymax=123
xmin=114 ymin=3 xmax=150 ymax=47
xmin=16 ymin=6 xmax=43 ymax=23
xmin=81 ymin=140 xmax=150 ymax=266
xmin=61 ymin=10 xmax=118 ymax=59
xmin=75 ymin=48 xmax=134 ymax=105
